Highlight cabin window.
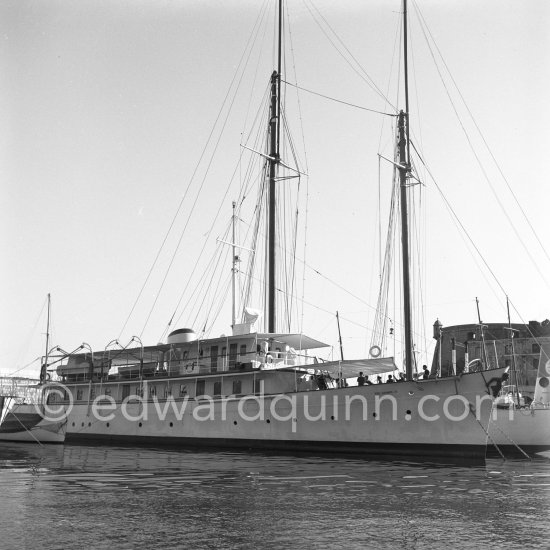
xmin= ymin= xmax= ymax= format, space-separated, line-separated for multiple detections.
xmin=104 ymin=387 xmax=111 ymax=396
xmin=210 ymin=346 xmax=219 ymax=372
xmin=196 ymin=379 xmax=205 ymax=396
xmin=149 ymin=385 xmax=156 ymax=396
xmin=122 ymin=385 xmax=131 ymax=400
xmin=183 ymin=350 xmax=189 ymax=360
xmin=533 ymin=358 xmax=539 ymax=370
xmin=179 ymin=384 xmax=187 ymax=397
xmin=76 ymin=389 xmax=83 ymax=401
xmin=213 ymin=381 xmax=222 ymax=396
xmin=532 ymin=343 xmax=541 ymax=354
xmin=232 ymin=380 xmax=242 ymax=395
xmin=239 ymin=344 xmax=247 ymax=358
xmin=504 ymin=344 xmax=512 ymax=355
xmin=254 ymin=378 xmax=262 ymax=395
xmin=90 ymin=388 xmax=96 ymax=400
xmin=229 ymin=343 xmax=238 ymax=368
xmin=165 ymin=387 xmax=172 ymax=398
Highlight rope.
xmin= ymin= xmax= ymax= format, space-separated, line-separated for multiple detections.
xmin=486 ymin=405 xmax=531 ymax=460
xmin=302 ymin=0 xmax=397 ymax=110
xmin=412 ymin=0 xmax=550 ymax=291
xmin=283 ymin=81 xmax=396 ymax=117
xmin=412 ymin=0 xmax=550 ymax=268
xmin=8 ymin=403 xmax=44 ymax=447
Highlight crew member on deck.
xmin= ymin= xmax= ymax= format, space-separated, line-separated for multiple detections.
xmin=422 ymin=365 xmax=430 ymax=379
xmin=357 ymin=372 xmax=366 ymax=386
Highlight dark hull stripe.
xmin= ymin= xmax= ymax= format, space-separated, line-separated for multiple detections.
xmin=0 ymin=413 xmax=43 ymax=434
xmin=66 ymin=432 xmax=487 ymax=460
xmin=486 ymin=444 xmax=550 ymax=457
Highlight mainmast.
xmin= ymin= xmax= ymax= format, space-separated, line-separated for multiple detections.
xmin=399 ymin=0 xmax=413 ymax=380
xmin=231 ymin=201 xmax=237 ymax=328
xmin=267 ymin=0 xmax=282 ymax=333
xmin=40 ymin=293 xmax=51 ymax=384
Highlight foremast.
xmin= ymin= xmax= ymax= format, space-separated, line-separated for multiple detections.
xmin=267 ymin=0 xmax=282 ymax=334
xmin=399 ymin=0 xmax=414 ymax=380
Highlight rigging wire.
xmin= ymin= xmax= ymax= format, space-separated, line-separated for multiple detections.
xmin=142 ymin=6 xmax=275 ymax=339
xmin=11 ymin=295 xmax=48 ymax=375
xmin=285 ymin=4 xmax=311 ymax=338
xmin=302 ymin=0 xmax=398 ymax=111
xmin=412 ymin=142 xmax=511 ymax=302
xmin=283 ymin=81 xmax=397 ymax=117
xmin=411 ymin=1 xmax=550 ymax=291
xmin=412 ymin=0 xmax=550 ymax=269
xmin=160 ymin=89 xmax=271 ymax=341
xmin=118 ymin=1 xmax=271 ymax=341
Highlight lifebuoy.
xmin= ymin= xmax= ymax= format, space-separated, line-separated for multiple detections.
xmin=369 ymin=345 xmax=381 ymax=358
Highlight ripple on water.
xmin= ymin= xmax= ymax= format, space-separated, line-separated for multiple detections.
xmin=0 ymin=443 xmax=549 ymax=549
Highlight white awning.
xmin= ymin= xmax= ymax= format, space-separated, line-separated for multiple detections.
xmin=321 ymin=357 xmax=398 ymax=378
xmin=255 ymin=333 xmax=330 ymax=350
xmin=275 ymin=357 xmax=398 ymax=378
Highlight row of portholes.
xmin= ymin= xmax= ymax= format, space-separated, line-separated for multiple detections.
xmin=73 ymin=411 xmax=414 ymax=430
xmin=72 ymin=422 xmax=92 ymax=428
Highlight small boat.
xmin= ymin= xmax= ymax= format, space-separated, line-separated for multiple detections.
xmin=0 ymin=295 xmax=66 ymax=444
xmin=431 ymin=314 xmax=550 ymax=456
xmin=488 ymin=338 xmax=550 ymax=457
xmin=44 ymin=0 xmax=509 ymax=460
xmin=0 ymin=379 xmax=67 ymax=444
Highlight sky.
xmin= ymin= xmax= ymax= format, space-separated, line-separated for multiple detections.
xmin=1 ymin=0 xmax=549 ymax=377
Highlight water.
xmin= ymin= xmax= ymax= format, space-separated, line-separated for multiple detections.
xmin=1 ymin=444 xmax=549 ymax=549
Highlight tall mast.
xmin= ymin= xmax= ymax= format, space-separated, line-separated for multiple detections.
xmin=40 ymin=293 xmax=51 ymax=384
xmin=231 ymin=201 xmax=237 ymax=328
xmin=44 ymin=293 xmax=51 ymax=365
xmin=475 ymin=297 xmax=489 ymax=368
xmin=267 ymin=0 xmax=282 ymax=333
xmin=399 ymin=0 xmax=413 ymax=380
xmin=505 ymin=296 xmax=521 ymax=405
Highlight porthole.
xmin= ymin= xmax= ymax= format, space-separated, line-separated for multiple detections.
xmin=106 ymin=423 xmax=110 ymax=428
xmin=138 ymin=422 xmax=142 ymax=427
xmin=331 ymin=415 xmax=335 ymax=420
xmin=233 ymin=420 xmax=237 ymax=425
xmin=372 ymin=412 xmax=377 ymax=418
xmin=72 ymin=422 xmax=75 ymax=427
xmin=266 ymin=419 xmax=271 ymax=424
xmin=169 ymin=422 xmax=174 ymax=427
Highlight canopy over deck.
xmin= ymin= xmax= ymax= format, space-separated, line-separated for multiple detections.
xmin=255 ymin=333 xmax=329 ymax=351
xmin=279 ymin=357 xmax=398 ymax=378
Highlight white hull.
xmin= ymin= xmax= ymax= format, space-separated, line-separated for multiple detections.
xmin=487 ymin=406 xmax=550 ymax=456
xmin=64 ymin=371 xmax=504 ymax=459
xmin=0 ymin=403 xmax=66 ymax=444
xmin=0 ymin=420 xmax=66 ymax=443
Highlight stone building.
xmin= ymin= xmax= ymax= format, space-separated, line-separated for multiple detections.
xmin=430 ymin=319 xmax=550 ymax=398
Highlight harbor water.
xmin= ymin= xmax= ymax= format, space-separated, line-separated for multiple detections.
xmin=1 ymin=443 xmax=549 ymax=549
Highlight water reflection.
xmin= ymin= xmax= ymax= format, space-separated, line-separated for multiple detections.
xmin=1 ymin=443 xmax=549 ymax=549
